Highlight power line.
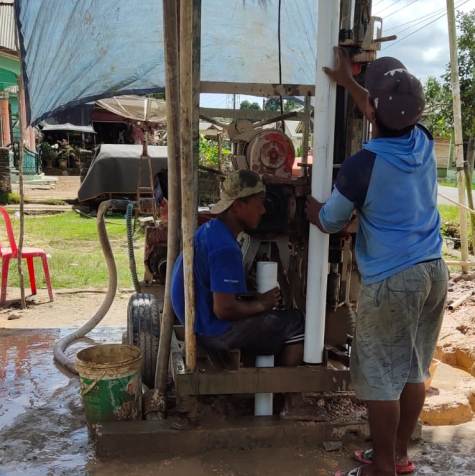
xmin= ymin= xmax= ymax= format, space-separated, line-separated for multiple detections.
xmin=376 ymin=0 xmax=401 ymax=15
xmin=389 ymin=7 xmax=448 ymax=35
xmin=388 ymin=0 xmax=470 ymax=35
xmin=383 ymin=0 xmax=472 ymax=51
xmin=383 ymin=0 xmax=419 ymax=20
xmin=372 ymin=0 xmax=394 ymax=9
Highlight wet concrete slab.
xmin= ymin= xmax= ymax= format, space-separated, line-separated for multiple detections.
xmin=2 ymin=327 xmax=475 ymax=475
xmin=0 ymin=327 xmax=123 ymax=476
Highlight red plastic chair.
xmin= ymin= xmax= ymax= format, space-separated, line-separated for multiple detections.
xmin=0 ymin=207 xmax=53 ymax=304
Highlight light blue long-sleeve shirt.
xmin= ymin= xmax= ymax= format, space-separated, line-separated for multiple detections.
xmin=319 ymin=124 xmax=442 ymax=284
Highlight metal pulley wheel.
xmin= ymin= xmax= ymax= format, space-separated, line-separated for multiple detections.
xmin=247 ymin=129 xmax=295 ymax=178
xmin=127 ymin=293 xmax=161 ymax=388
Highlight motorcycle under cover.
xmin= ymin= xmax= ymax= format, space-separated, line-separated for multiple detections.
xmin=15 ymin=0 xmax=316 ymax=126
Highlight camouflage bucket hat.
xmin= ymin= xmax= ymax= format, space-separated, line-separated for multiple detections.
xmin=210 ymin=170 xmax=265 ymax=215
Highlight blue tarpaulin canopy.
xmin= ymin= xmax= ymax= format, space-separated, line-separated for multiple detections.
xmin=15 ymin=0 xmax=317 ymax=126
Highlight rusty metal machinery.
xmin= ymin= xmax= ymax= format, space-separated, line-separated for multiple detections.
xmin=247 ymin=129 xmax=295 ymax=178
xmin=143 ymin=0 xmax=390 ymax=381
xmin=223 ymin=112 xmax=359 ymax=362
xmin=241 ymin=170 xmax=357 ymax=354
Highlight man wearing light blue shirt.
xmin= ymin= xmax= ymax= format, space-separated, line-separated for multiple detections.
xmin=308 ymin=50 xmax=448 ymax=476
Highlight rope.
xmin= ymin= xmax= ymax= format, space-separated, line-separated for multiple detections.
xmin=438 ymin=191 xmax=475 ymax=215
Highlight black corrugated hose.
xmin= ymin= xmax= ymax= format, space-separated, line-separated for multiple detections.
xmin=126 ymin=202 xmax=141 ymax=293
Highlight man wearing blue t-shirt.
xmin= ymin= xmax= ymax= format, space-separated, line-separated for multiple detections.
xmin=308 ymin=50 xmax=448 ymax=476
xmin=171 ymin=169 xmax=305 ymax=366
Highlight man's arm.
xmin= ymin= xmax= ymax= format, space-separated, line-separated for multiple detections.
xmin=305 ymin=196 xmax=327 ymax=233
xmin=306 ymin=189 xmax=355 ymax=235
xmin=305 ymin=49 xmax=372 ymax=234
xmin=213 ymin=288 xmax=280 ymax=321
xmin=323 ymin=47 xmax=370 ymax=120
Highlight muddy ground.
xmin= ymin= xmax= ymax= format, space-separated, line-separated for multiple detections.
xmin=436 ymin=273 xmax=475 ymax=378
xmin=1 ymin=285 xmax=475 ymax=475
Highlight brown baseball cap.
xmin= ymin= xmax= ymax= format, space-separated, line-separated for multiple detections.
xmin=365 ymin=57 xmax=425 ymax=131
xmin=210 ymin=170 xmax=265 ymax=215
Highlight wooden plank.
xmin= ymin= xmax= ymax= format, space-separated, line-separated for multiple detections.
xmin=155 ymin=0 xmax=182 ymax=393
xmin=179 ymin=0 xmax=198 ymax=372
xmin=199 ymin=107 xmax=306 ymax=122
xmin=301 ymin=95 xmax=311 ymax=168
xmin=95 ymin=418 xmax=367 ymax=458
xmin=200 ymin=81 xmax=315 ymax=97
xmin=174 ymin=365 xmax=351 ymax=395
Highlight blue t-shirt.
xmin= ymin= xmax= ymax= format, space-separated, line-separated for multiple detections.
xmin=319 ymin=124 xmax=442 ymax=284
xmin=171 ymin=219 xmax=247 ymax=337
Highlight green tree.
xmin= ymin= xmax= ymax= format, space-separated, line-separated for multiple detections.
xmin=147 ymin=91 xmax=166 ymax=100
xmin=263 ymin=97 xmax=301 ymax=113
xmin=424 ymin=10 xmax=475 ymax=140
xmin=283 ymin=98 xmax=300 ymax=112
xmin=423 ymin=76 xmax=452 ymax=139
xmin=452 ymin=9 xmax=475 ymax=140
xmin=240 ymin=100 xmax=261 ymax=111
xmin=264 ymin=97 xmax=281 ymax=112
xmin=199 ymin=136 xmax=231 ymax=169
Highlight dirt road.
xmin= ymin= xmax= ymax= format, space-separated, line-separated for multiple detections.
xmin=1 ymin=288 xmax=131 ymax=329
xmin=12 ymin=176 xmax=81 ymax=203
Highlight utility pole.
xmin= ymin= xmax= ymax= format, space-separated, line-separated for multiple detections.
xmin=446 ymin=0 xmax=469 ymax=273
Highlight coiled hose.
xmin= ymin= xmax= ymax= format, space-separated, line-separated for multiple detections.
xmin=126 ymin=202 xmax=141 ymax=293
xmin=53 ymin=199 xmax=128 ymax=374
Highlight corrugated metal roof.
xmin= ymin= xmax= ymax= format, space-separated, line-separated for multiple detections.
xmin=0 ymin=1 xmax=17 ymax=53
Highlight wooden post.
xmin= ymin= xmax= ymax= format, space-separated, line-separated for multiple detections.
xmin=191 ymin=0 xmax=201 ymax=219
xmin=217 ymin=133 xmax=222 ymax=172
xmin=180 ymin=0 xmax=200 ymax=372
xmin=464 ymin=141 xmax=475 ymax=253
xmin=446 ymin=0 xmax=469 ymax=272
xmin=16 ymin=76 xmax=27 ymax=309
xmin=465 ymin=138 xmax=475 ymax=252
xmin=0 ymin=94 xmax=11 ymax=147
xmin=154 ymin=0 xmax=182 ymax=395
xmin=301 ymin=94 xmax=311 ymax=174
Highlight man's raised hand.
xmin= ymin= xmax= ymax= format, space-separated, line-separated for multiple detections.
xmin=323 ymin=47 xmax=353 ymax=88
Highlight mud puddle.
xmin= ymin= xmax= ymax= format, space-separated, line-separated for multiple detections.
xmin=0 ymin=327 xmax=123 ymax=476
xmin=1 ymin=327 xmax=475 ymax=475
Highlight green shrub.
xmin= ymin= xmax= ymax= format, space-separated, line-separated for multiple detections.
xmin=0 ymin=192 xmax=20 ymax=204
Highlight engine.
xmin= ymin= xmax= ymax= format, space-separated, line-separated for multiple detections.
xmin=239 ymin=127 xmax=358 ymax=352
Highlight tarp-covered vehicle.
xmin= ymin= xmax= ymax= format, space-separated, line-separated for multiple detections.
xmin=78 ymin=144 xmax=168 ymax=203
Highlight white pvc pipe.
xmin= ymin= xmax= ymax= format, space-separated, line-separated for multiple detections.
xmin=254 ymin=261 xmax=278 ymax=416
xmin=256 ymin=261 xmax=278 ymax=293
xmin=254 ymin=355 xmax=274 ymax=416
xmin=304 ymin=0 xmax=340 ymax=364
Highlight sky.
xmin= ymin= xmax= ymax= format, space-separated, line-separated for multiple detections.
xmin=374 ymin=0 xmax=474 ymax=80
xmin=201 ymin=0 xmax=475 ymax=109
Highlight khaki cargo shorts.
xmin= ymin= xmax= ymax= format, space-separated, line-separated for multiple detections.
xmin=351 ymin=259 xmax=448 ymax=401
